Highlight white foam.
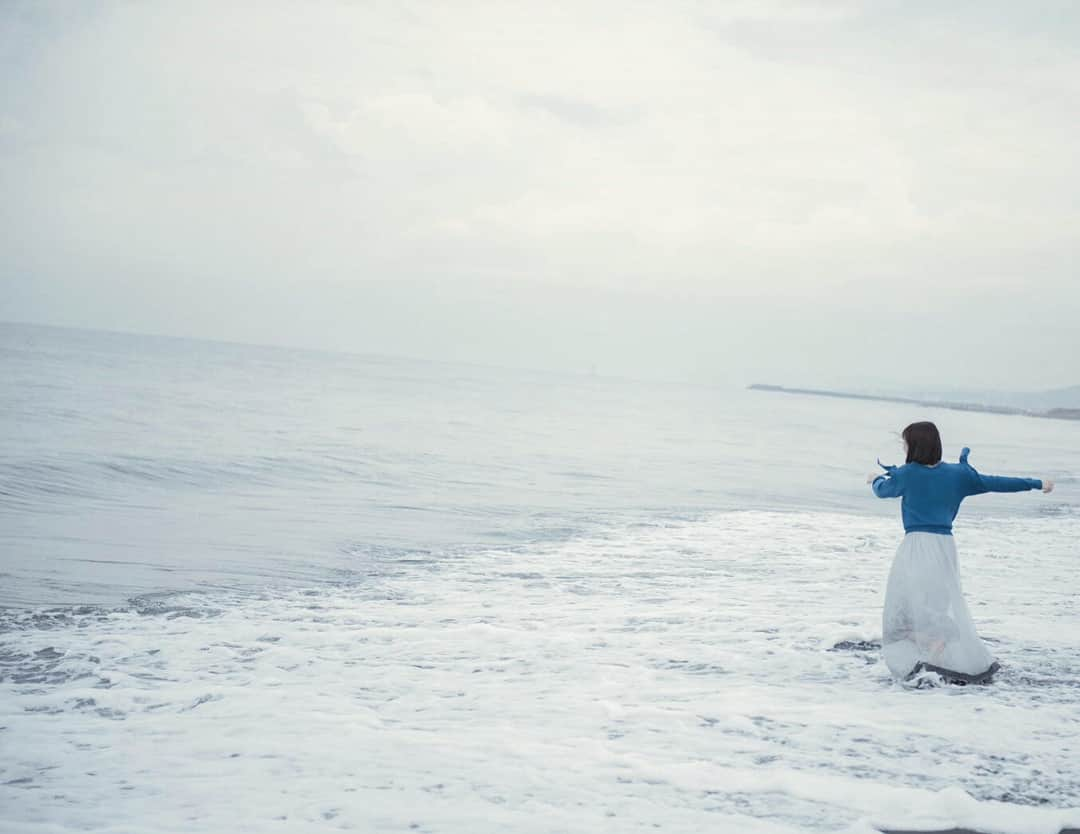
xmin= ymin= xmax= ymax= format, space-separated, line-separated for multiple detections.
xmin=2 ymin=510 xmax=1079 ymax=832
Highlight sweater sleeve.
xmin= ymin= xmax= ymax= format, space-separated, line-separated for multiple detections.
xmin=958 ymin=447 xmax=1041 ymax=496
xmin=966 ymin=471 xmax=1042 ymax=495
xmin=872 ymin=472 xmax=904 ymax=499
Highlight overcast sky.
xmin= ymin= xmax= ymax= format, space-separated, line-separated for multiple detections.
xmin=2 ymin=1 xmax=1078 ymax=390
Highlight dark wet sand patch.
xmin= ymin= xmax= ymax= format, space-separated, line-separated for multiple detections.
xmin=881 ymin=828 xmax=1080 ymax=834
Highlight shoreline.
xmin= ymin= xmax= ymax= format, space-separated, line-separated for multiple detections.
xmin=748 ymin=384 xmax=1080 ymax=422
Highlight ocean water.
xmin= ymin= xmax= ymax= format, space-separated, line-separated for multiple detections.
xmin=1 ymin=322 xmax=1078 ymax=833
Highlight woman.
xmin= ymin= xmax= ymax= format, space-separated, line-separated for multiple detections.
xmin=868 ymin=422 xmax=1054 ymax=684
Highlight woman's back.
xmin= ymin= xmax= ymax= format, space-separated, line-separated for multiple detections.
xmin=872 ymin=449 xmax=1043 ymax=535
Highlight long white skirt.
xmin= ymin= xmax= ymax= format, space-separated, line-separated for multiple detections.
xmin=881 ymin=532 xmax=996 ymax=681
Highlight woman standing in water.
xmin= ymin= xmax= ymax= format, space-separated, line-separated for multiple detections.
xmin=868 ymin=422 xmax=1054 ymax=684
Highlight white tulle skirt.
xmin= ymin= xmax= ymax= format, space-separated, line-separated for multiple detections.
xmin=881 ymin=532 xmax=996 ymax=682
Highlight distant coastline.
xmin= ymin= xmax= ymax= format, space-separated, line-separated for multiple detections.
xmin=748 ymin=384 xmax=1080 ymax=422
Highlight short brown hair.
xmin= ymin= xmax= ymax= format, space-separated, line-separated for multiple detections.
xmin=902 ymin=421 xmax=942 ymax=465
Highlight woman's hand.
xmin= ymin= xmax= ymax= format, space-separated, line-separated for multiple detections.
xmin=866 ymin=472 xmax=881 ymax=485
xmin=1042 ymin=479 xmax=1055 ymax=494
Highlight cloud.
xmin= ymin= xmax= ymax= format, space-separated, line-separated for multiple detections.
xmin=1 ymin=0 xmax=1078 ymax=386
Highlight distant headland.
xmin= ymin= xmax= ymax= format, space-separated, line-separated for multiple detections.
xmin=748 ymin=384 xmax=1080 ymax=422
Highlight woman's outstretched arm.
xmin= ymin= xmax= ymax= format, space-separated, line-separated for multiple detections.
xmin=868 ymin=471 xmax=904 ymax=498
xmin=967 ymin=470 xmax=1046 ymax=495
xmin=960 ymin=448 xmax=1054 ymax=495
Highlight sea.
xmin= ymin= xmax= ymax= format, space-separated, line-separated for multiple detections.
xmin=1 ymin=321 xmax=1078 ymax=833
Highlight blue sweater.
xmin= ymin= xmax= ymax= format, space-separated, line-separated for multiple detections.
xmin=872 ymin=448 xmax=1042 ymax=535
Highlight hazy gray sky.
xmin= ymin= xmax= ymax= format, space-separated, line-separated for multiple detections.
xmin=2 ymin=1 xmax=1078 ymax=389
